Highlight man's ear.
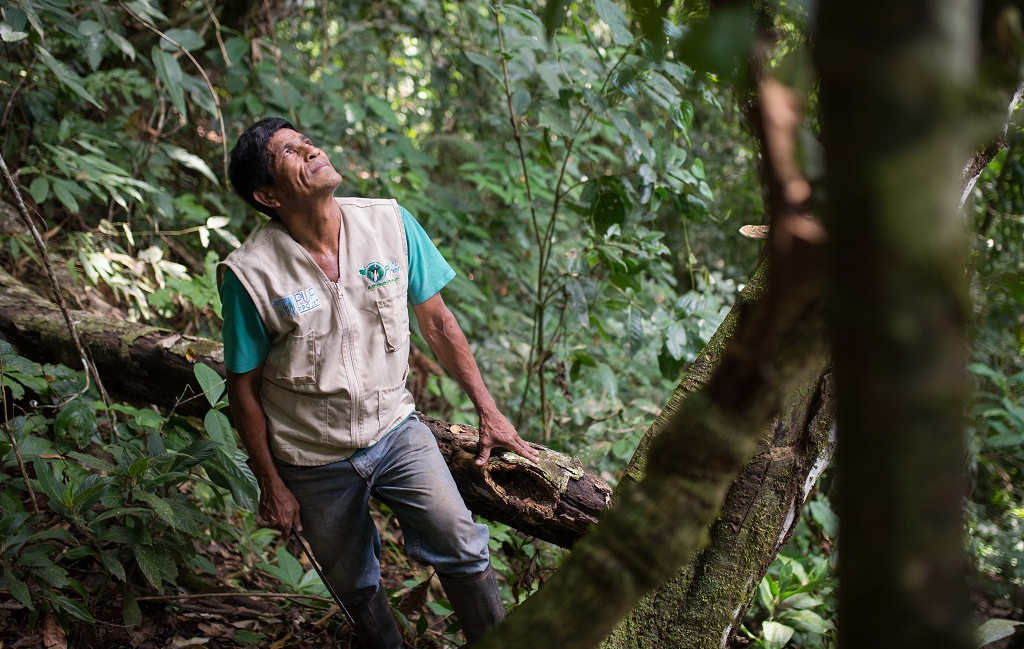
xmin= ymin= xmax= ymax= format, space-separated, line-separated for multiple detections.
xmin=253 ymin=187 xmax=280 ymax=210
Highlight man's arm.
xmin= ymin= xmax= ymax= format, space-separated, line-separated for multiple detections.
xmin=226 ymin=366 xmax=303 ymax=533
xmin=413 ymin=293 xmax=539 ymax=465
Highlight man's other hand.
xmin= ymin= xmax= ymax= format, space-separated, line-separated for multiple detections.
xmin=476 ymin=409 xmax=540 ymax=466
xmin=260 ymin=482 xmax=303 ymax=534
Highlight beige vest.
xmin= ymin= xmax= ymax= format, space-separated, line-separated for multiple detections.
xmin=220 ymin=197 xmax=416 ymax=466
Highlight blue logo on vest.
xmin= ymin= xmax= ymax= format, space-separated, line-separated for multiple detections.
xmin=272 ymin=287 xmax=321 ymax=319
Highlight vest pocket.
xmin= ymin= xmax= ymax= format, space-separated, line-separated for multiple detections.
xmin=375 ymin=294 xmax=409 ymax=353
xmin=276 ymin=331 xmax=317 ymax=384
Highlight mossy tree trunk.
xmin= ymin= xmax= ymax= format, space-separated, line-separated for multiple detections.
xmin=816 ymin=0 xmax=977 ymax=647
xmin=475 ymin=168 xmax=829 ymax=649
xmin=601 ymin=262 xmax=836 ymax=649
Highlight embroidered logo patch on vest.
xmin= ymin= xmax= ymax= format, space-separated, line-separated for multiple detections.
xmin=358 ymin=260 xmax=401 ymax=292
xmin=271 ymin=287 xmax=321 ymax=319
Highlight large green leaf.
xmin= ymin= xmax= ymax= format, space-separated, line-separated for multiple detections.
xmin=2 ymin=567 xmax=32 ymax=608
xmin=165 ymin=145 xmax=219 ymax=185
xmin=542 ymin=0 xmax=572 ymax=39
xmin=160 ymin=28 xmax=204 ymax=52
xmin=101 ymin=552 xmax=127 ymax=582
xmin=762 ymin=621 xmax=795 ymax=649
xmin=123 ymin=591 xmax=142 ymax=628
xmin=35 ymin=46 xmax=102 ymax=109
xmin=132 ymin=545 xmax=164 ymax=589
xmin=205 ymin=446 xmax=259 ymax=512
xmin=465 ymin=51 xmax=504 ymax=85
xmin=204 ymin=410 xmax=235 ymax=451
xmin=194 ymin=362 xmax=226 ymax=406
xmin=134 ymin=490 xmax=178 ymax=530
xmin=975 ymin=619 xmax=1023 ymax=648
xmin=152 ymin=46 xmax=187 ymax=118
xmin=594 ymin=0 xmax=632 ymax=46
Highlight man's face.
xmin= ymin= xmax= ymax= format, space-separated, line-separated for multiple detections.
xmin=257 ymin=129 xmax=342 ymax=209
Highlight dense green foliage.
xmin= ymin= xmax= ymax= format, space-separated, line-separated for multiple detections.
xmin=0 ymin=0 xmax=758 ymax=641
xmin=0 ymin=0 xmax=1021 ymax=646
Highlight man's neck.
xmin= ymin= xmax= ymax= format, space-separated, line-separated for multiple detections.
xmin=278 ymin=194 xmax=340 ymax=257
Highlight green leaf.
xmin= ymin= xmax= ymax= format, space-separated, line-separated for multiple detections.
xmin=975 ymin=619 xmax=1023 ymax=648
xmin=29 ymin=176 xmax=49 ymax=203
xmin=67 ymin=451 xmax=116 ymax=474
xmin=107 ymin=31 xmax=136 ymax=61
xmin=808 ymin=498 xmax=839 ymax=539
xmin=3 ymin=567 xmax=32 ymax=608
xmin=126 ymin=1 xmax=169 ymax=27
xmin=17 ymin=0 xmax=45 ymax=39
xmin=54 ymin=398 xmax=97 ymax=441
xmin=152 ymin=47 xmax=187 ymax=118
xmin=194 ymin=362 xmax=226 ymax=406
xmin=780 ymin=609 xmax=832 ymax=634
xmin=101 ymin=552 xmax=127 ymax=582
xmin=134 ymin=490 xmax=178 ymax=530
xmin=123 ymin=591 xmax=142 ymax=628
xmin=623 ymin=308 xmax=644 ymax=357
xmin=160 ymin=29 xmax=204 ymax=52
xmin=365 ymin=96 xmax=401 ymax=129
xmin=664 ymin=321 xmax=688 ymax=360
xmin=675 ymin=5 xmax=756 ymax=84
xmin=204 ymin=410 xmax=235 ymax=450
xmin=33 ymin=460 xmax=67 ymax=513
xmin=169 ymin=439 xmax=220 ymax=472
xmin=465 ymin=51 xmax=504 ymax=85
xmin=71 ymin=474 xmax=111 ymax=514
xmin=0 ymin=22 xmax=29 ymax=43
xmin=35 ymin=46 xmax=102 ymax=109
xmin=50 ymin=594 xmax=94 ymax=623
xmin=165 ymin=145 xmax=219 ymax=184
xmin=594 ymin=0 xmax=633 ymax=46
xmin=542 ymin=0 xmax=572 ymax=39
xmin=128 ymin=456 xmax=150 ymax=478
xmin=565 ymin=279 xmax=590 ymax=329
xmin=132 ymin=545 xmax=164 ymax=589
xmin=51 ymin=178 xmax=81 ymax=213
xmin=276 ymin=546 xmax=306 ymax=586
xmin=762 ymin=621 xmax=795 ymax=649
xmin=205 ymin=446 xmax=259 ymax=512
xmin=758 ymin=574 xmax=775 ymax=612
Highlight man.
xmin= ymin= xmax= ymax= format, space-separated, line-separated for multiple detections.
xmin=220 ymin=117 xmax=538 ymax=648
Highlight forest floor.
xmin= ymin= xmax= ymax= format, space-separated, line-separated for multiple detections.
xmin=0 ymin=506 xmax=463 ymax=649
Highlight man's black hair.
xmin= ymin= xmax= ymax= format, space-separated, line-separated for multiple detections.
xmin=228 ymin=117 xmax=295 ymax=219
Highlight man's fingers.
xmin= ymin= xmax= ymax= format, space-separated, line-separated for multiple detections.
xmin=519 ymin=441 xmax=539 ymax=462
xmin=475 ymin=445 xmax=492 ymax=466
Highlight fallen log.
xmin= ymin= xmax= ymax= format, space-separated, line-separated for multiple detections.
xmin=0 ymin=265 xmax=611 ymax=547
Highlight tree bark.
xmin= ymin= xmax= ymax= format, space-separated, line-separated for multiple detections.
xmin=817 ymin=1 xmax=976 ymax=648
xmin=0 ymin=265 xmax=611 ymax=548
xmin=601 ymin=261 xmax=836 ymax=649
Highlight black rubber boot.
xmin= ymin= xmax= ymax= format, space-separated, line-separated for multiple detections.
xmin=346 ymin=584 xmax=404 ymax=649
xmin=439 ymin=566 xmax=506 ymax=645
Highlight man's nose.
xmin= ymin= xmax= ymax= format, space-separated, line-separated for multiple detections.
xmin=304 ymin=145 xmax=319 ymax=159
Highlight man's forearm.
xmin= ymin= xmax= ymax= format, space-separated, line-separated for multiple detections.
xmin=419 ymin=303 xmax=497 ymax=416
xmin=226 ymin=368 xmax=302 ymax=531
xmin=413 ymin=293 xmax=539 ymax=464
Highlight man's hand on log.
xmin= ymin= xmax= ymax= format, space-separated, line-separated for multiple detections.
xmin=476 ymin=409 xmax=539 ymax=466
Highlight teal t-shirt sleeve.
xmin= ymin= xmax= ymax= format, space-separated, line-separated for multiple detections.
xmin=219 ymin=268 xmax=271 ymax=374
xmin=401 ymin=206 xmax=456 ymax=305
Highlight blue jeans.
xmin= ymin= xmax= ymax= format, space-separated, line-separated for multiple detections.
xmin=276 ymin=415 xmax=491 ymax=605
